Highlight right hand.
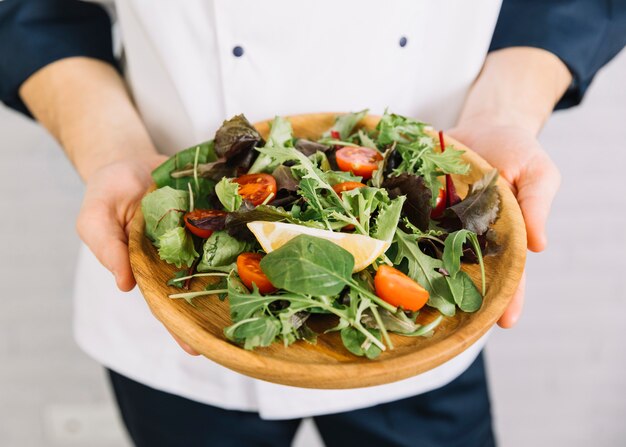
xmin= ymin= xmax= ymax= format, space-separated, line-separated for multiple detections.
xmin=76 ymin=154 xmax=200 ymax=356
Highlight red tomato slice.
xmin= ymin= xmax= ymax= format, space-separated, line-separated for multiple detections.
xmin=184 ymin=209 xmax=228 ymax=239
xmin=237 ymin=253 xmax=277 ymax=294
xmin=335 ymin=147 xmax=383 ymax=180
xmin=332 ymin=181 xmax=367 ymax=195
xmin=430 ymin=187 xmax=446 ymax=219
xmin=374 ymin=265 xmax=429 ymax=311
xmin=233 ymin=174 xmax=277 ymax=206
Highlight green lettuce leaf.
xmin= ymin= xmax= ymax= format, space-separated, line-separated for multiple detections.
xmin=215 ymin=177 xmax=242 ymax=212
xmin=157 ymin=227 xmax=198 ymax=268
xmin=141 ymin=186 xmax=189 ymax=245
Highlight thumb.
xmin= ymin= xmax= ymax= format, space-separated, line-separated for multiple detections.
xmin=514 ymin=155 xmax=561 ymax=252
xmin=76 ymin=200 xmax=136 ymax=291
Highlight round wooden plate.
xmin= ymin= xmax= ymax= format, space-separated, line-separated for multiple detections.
xmin=129 ymin=113 xmax=526 ymax=389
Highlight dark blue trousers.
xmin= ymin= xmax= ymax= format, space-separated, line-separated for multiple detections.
xmin=107 ymin=352 xmax=494 ymax=447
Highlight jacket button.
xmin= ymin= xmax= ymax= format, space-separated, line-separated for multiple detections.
xmin=233 ymin=46 xmax=244 ymax=57
xmin=399 ymin=36 xmax=408 ymax=47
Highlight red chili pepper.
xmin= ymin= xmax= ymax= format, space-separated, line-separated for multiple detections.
xmin=330 ymin=130 xmax=341 ymax=139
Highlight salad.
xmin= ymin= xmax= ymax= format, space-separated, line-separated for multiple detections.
xmin=141 ymin=110 xmax=500 ymax=359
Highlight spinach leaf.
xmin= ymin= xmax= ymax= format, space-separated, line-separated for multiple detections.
xmin=215 ymin=177 xmax=242 ymax=212
xmin=447 ymin=169 xmax=500 ymax=235
xmin=152 ymin=141 xmax=216 ymax=189
xmin=260 ymin=235 xmax=354 ymax=296
xmin=141 ymin=186 xmax=189 ymax=244
xmin=197 ymin=231 xmax=251 ymax=271
xmin=157 ymin=227 xmax=199 ymax=268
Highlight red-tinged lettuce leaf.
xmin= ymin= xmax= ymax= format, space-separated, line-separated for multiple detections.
xmin=224 ymin=204 xmax=324 ymax=241
xmin=442 ymin=169 xmax=500 ymax=236
xmin=272 ymin=165 xmax=299 ymax=192
xmin=188 ymin=213 xmax=227 ymax=231
xmin=214 ymin=114 xmax=263 ymax=170
xmin=170 ymin=157 xmax=233 ymax=183
xmin=295 ymin=139 xmax=331 ymax=156
xmin=382 ymin=173 xmax=432 ymax=231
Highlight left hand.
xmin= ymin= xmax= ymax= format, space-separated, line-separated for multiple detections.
xmin=447 ymin=119 xmax=561 ymax=328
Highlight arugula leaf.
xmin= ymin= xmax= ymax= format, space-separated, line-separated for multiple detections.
xmin=260 ymin=235 xmax=354 ymax=296
xmin=442 ymin=229 xmax=485 ymax=294
xmin=376 ymin=111 xmax=427 ymax=146
xmin=447 ymin=169 xmax=500 ymax=235
xmin=224 ymin=316 xmax=282 ymax=350
xmin=167 ymin=270 xmax=189 ymax=289
xmin=393 ymin=229 xmax=456 ymax=316
xmin=248 ymin=116 xmax=295 ymax=174
xmin=141 ymin=186 xmax=189 ymax=245
xmin=361 ymin=308 xmax=419 ymax=334
xmin=371 ymin=196 xmax=405 ymax=242
xmin=418 ymin=147 xmax=470 ymax=204
xmin=215 ymin=177 xmax=242 ymax=212
xmin=340 ymin=327 xmax=382 ymax=359
xmin=323 ymin=110 xmax=368 ymax=140
xmin=197 ymin=231 xmax=251 ymax=271
xmin=157 ymin=227 xmax=198 ymax=268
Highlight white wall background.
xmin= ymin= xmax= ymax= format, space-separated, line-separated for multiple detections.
xmin=1 ymin=50 xmax=625 ymax=446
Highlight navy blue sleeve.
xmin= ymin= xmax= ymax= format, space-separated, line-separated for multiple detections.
xmin=0 ymin=0 xmax=116 ymax=116
xmin=490 ymin=0 xmax=626 ymax=109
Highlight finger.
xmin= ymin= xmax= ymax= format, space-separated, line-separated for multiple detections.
xmin=76 ymin=201 xmax=136 ymax=292
xmin=167 ymin=329 xmax=200 ymax=356
xmin=498 ymin=270 xmax=526 ymax=328
xmin=515 ymin=157 xmax=561 ymax=252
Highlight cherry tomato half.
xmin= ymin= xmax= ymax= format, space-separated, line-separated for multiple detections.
xmin=237 ymin=253 xmax=277 ymax=294
xmin=332 ymin=181 xmax=367 ymax=196
xmin=374 ymin=265 xmax=429 ymax=311
xmin=184 ymin=209 xmax=228 ymax=239
xmin=233 ymin=173 xmax=277 ymax=206
xmin=430 ymin=187 xmax=446 ymax=219
xmin=335 ymin=147 xmax=383 ymax=180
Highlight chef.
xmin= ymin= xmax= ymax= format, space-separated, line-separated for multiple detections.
xmin=1 ymin=0 xmax=624 ymax=445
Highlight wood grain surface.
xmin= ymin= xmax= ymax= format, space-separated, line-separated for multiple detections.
xmin=128 ymin=113 xmax=527 ymax=389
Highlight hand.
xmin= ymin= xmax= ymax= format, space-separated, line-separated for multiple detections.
xmin=447 ymin=120 xmax=561 ymax=328
xmin=75 ymin=154 xmax=200 ymax=355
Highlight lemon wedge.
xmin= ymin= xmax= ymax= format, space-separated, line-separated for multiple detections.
xmin=246 ymin=221 xmax=390 ymax=272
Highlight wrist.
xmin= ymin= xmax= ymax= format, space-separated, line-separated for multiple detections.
xmin=456 ymin=47 xmax=572 ymax=136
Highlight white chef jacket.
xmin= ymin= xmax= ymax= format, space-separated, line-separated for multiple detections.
xmin=75 ymin=0 xmax=502 ymax=420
